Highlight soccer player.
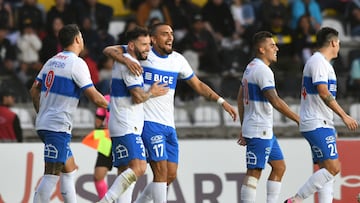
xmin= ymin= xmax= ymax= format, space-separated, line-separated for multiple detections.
xmin=93 ymin=94 xmax=112 ymax=199
xmin=29 ymin=24 xmax=109 ymax=203
xmin=97 ymin=26 xmax=169 ymax=203
xmin=237 ymin=31 xmax=300 ymax=203
xmin=103 ymin=23 xmax=237 ymax=203
xmin=284 ymin=27 xmax=358 ymax=203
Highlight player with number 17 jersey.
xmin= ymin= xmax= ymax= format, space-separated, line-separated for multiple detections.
xmin=35 ymin=51 xmax=94 ymax=133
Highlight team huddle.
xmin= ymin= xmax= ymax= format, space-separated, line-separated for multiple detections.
xmin=29 ymin=23 xmax=357 ymax=203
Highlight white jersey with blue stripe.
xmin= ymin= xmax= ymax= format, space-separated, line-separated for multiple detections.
xmin=109 ymin=53 xmax=145 ymax=137
xmin=241 ymin=58 xmax=275 ymax=139
xmin=141 ymin=48 xmax=194 ymax=128
xmin=35 ymin=51 xmax=94 ymax=134
xmin=300 ymin=52 xmax=337 ymax=131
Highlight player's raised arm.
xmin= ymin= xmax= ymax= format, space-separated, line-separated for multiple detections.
xmin=103 ymin=45 xmax=143 ymax=76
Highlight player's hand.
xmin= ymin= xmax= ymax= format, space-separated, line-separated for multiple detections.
xmin=222 ymin=102 xmax=237 ymax=122
xmin=125 ymin=57 xmax=143 ymax=76
xmin=342 ymin=114 xmax=358 ymax=131
xmin=150 ymin=81 xmax=169 ymax=97
xmin=237 ymin=132 xmax=246 ymax=146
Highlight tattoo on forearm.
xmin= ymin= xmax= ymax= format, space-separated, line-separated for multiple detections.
xmin=207 ymin=93 xmax=213 ymax=100
xmin=323 ymin=94 xmax=335 ymax=105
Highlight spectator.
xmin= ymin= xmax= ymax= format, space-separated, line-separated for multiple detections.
xmin=45 ymin=0 xmax=76 ymax=32
xmin=348 ymin=56 xmax=360 ymax=98
xmin=293 ymin=14 xmax=317 ymax=66
xmin=0 ymin=0 xmax=14 ymax=30
xmin=345 ymin=0 xmax=360 ymax=36
xmin=178 ymin=14 xmax=222 ymax=74
xmin=16 ymin=0 xmax=44 ymax=32
xmin=76 ymin=0 xmax=113 ymax=32
xmin=40 ymin=16 xmax=64 ymax=64
xmin=290 ymin=0 xmax=322 ymax=31
xmin=96 ymin=56 xmax=113 ymax=95
xmin=201 ymin=0 xmax=236 ymax=44
xmin=165 ymin=0 xmax=201 ymax=43
xmin=80 ymin=16 xmax=101 ymax=62
xmin=259 ymin=0 xmax=289 ymax=29
xmin=230 ymin=0 xmax=256 ymax=37
xmin=0 ymin=24 xmax=16 ymax=75
xmin=136 ymin=0 xmax=172 ymax=27
xmin=117 ymin=18 xmax=138 ymax=45
xmin=16 ymin=22 xmax=42 ymax=88
xmin=0 ymin=89 xmax=23 ymax=142
xmin=80 ymin=45 xmax=99 ymax=85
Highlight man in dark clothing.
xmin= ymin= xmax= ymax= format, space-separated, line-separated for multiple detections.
xmin=0 ymin=90 xmax=23 ymax=142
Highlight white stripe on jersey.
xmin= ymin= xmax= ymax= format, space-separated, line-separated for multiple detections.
xmin=300 ymin=52 xmax=336 ymax=131
xmin=140 ymin=48 xmax=194 ymax=128
xmin=35 ymin=51 xmax=93 ymax=133
xmin=109 ymin=53 xmax=145 ymax=137
xmin=241 ymin=58 xmax=275 ymax=139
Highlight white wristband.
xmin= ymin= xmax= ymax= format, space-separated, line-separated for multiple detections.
xmin=217 ymin=97 xmax=225 ymax=105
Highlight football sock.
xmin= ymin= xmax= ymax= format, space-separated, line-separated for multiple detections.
xmin=318 ymin=178 xmax=334 ymax=203
xmin=240 ymin=176 xmax=258 ymax=203
xmin=267 ymin=180 xmax=282 ymax=203
xmin=33 ymin=174 xmax=59 ymax=203
xmin=101 ymin=168 xmax=137 ymax=202
xmin=95 ymin=179 xmax=108 ymax=199
xmin=152 ymin=182 xmax=167 ymax=203
xmin=296 ymin=168 xmax=334 ymax=199
xmin=60 ymin=169 xmax=77 ymax=203
xmin=134 ymin=182 xmax=153 ymax=203
xmin=115 ymin=182 xmax=135 ymax=203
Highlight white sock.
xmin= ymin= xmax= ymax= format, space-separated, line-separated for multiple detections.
xmin=241 ymin=176 xmax=258 ymax=203
xmin=152 ymin=182 xmax=167 ymax=203
xmin=103 ymin=168 xmax=137 ymax=202
xmin=60 ymin=169 xmax=77 ymax=203
xmin=135 ymin=182 xmax=167 ymax=203
xmin=115 ymin=182 xmax=135 ymax=203
xmin=318 ymin=178 xmax=334 ymax=203
xmin=266 ymin=180 xmax=281 ymax=203
xmin=297 ymin=168 xmax=334 ymax=199
xmin=33 ymin=174 xmax=59 ymax=203
xmin=134 ymin=182 xmax=153 ymax=203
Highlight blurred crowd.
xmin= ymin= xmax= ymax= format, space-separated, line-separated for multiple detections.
xmin=1 ymin=0 xmax=360 ymax=104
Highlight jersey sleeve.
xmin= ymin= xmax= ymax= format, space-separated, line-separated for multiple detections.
xmin=72 ymin=58 xmax=94 ymax=89
xmin=257 ymin=66 xmax=275 ymax=91
xmin=311 ymin=59 xmax=328 ymax=85
xmin=177 ymin=53 xmax=194 ymax=80
xmin=122 ymin=69 xmax=143 ymax=90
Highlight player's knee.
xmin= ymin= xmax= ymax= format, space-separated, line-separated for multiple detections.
xmin=167 ymin=173 xmax=177 ymax=185
xmin=133 ymin=162 xmax=147 ymax=177
xmin=327 ymin=164 xmax=341 ymax=176
xmin=243 ymin=176 xmax=258 ymax=189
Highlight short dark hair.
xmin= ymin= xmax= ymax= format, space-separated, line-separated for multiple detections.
xmin=316 ymin=27 xmax=339 ymax=48
xmin=252 ymin=31 xmax=273 ymax=51
xmin=125 ymin=26 xmax=149 ymax=42
xmin=58 ymin=24 xmax=80 ymax=48
xmin=149 ymin=23 xmax=169 ymax=36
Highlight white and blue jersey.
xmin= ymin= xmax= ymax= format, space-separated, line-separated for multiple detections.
xmin=35 ymin=51 xmax=93 ymax=134
xmin=300 ymin=52 xmax=337 ymax=132
xmin=241 ymin=58 xmax=275 ymax=139
xmin=141 ymin=48 xmax=194 ymax=127
xmin=109 ymin=53 xmax=145 ymax=137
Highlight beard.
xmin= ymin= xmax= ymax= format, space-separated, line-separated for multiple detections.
xmin=134 ymin=47 xmax=147 ymax=60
